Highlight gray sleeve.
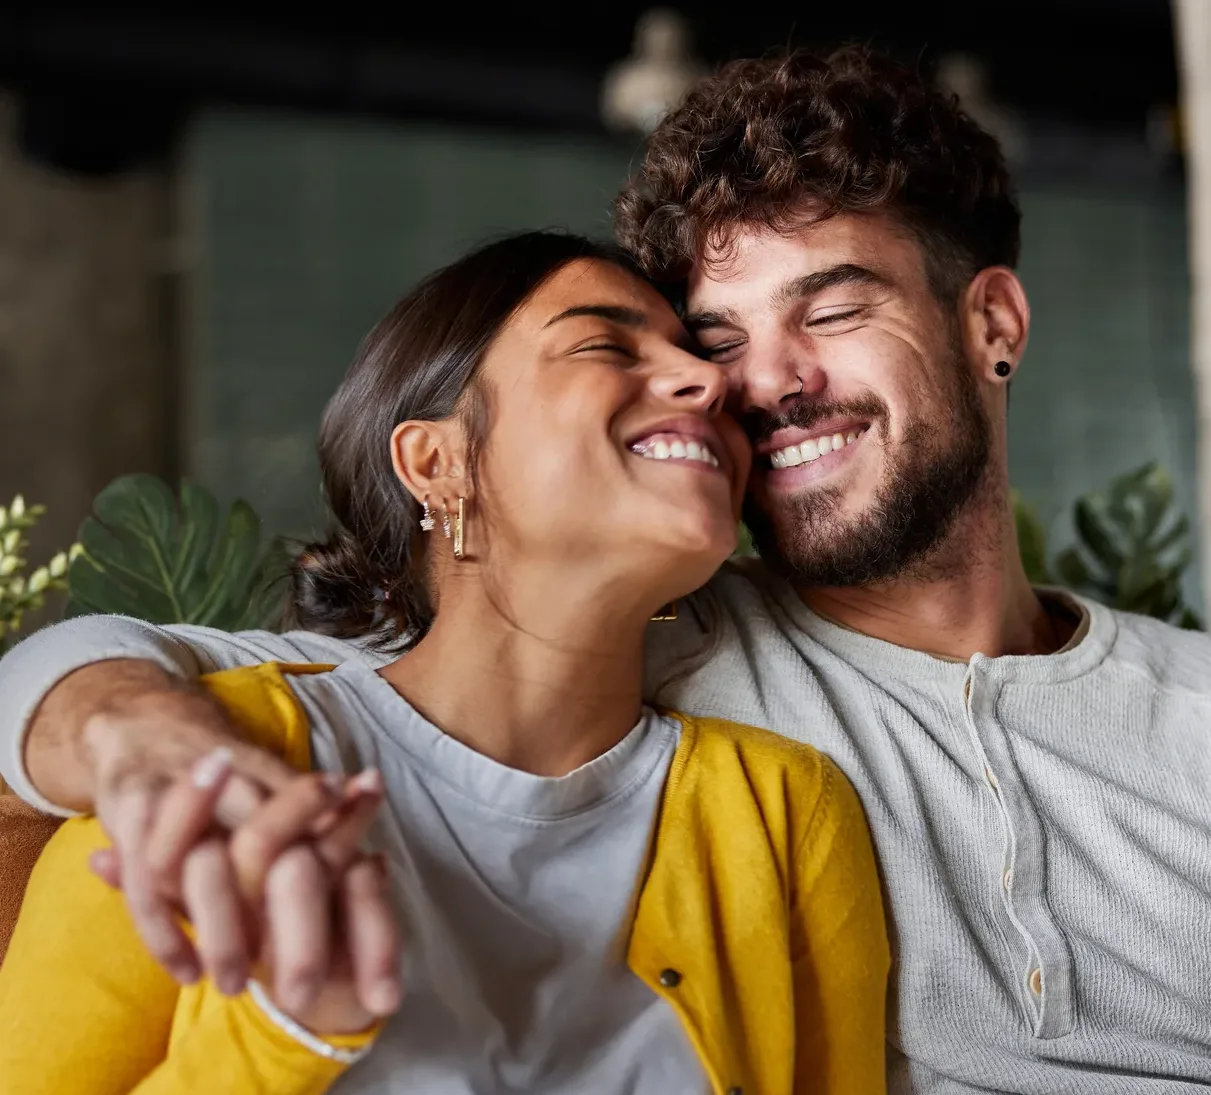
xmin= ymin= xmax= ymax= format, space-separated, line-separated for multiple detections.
xmin=0 ymin=613 xmax=379 ymax=814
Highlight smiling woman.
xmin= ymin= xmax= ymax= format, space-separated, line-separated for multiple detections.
xmin=0 ymin=231 xmax=889 ymax=1095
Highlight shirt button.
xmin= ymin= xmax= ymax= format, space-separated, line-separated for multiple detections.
xmin=1002 ymin=868 xmax=1013 ymax=892
xmin=659 ymin=968 xmax=682 ymax=988
xmin=1029 ymin=967 xmax=1043 ymax=996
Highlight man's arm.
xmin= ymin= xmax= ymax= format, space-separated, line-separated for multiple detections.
xmin=0 ymin=614 xmax=377 ymax=813
xmin=0 ymin=614 xmax=387 ymax=999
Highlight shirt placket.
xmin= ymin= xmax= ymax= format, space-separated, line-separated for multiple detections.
xmin=963 ymin=654 xmax=1076 ymax=1039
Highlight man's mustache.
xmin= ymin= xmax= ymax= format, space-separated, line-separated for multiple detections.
xmin=740 ymin=394 xmax=888 ymax=446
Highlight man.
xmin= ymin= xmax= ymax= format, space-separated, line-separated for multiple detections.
xmin=3 ymin=46 xmax=1210 ymax=1093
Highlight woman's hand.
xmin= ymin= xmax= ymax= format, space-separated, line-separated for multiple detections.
xmin=91 ymin=749 xmax=403 ymax=1034
xmin=236 ymin=766 xmax=402 ymax=1033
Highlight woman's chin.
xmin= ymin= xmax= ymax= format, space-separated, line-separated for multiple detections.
xmin=649 ymin=514 xmax=737 ymax=580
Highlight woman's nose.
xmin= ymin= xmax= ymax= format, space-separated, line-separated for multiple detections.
xmin=650 ymin=350 xmax=728 ymax=416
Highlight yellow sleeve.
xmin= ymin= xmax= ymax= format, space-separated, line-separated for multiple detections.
xmin=0 ymin=817 xmax=371 ymax=1095
xmin=791 ymin=758 xmax=890 ymax=1095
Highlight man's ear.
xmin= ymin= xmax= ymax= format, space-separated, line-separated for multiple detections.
xmin=961 ymin=266 xmax=1030 ymax=382
xmin=390 ymin=420 xmax=470 ymax=511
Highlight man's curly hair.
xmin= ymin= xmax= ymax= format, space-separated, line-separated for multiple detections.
xmin=614 ymin=46 xmax=1021 ymax=302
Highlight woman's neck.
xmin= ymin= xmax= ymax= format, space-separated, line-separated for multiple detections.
xmin=379 ymin=571 xmax=653 ymax=777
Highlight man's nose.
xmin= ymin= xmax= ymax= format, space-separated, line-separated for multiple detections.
xmin=735 ymin=345 xmax=826 ymax=414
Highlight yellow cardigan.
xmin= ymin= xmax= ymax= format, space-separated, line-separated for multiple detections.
xmin=0 ymin=663 xmax=889 ymax=1095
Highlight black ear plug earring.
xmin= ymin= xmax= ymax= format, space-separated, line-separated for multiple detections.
xmin=994 ymin=360 xmax=1012 ymax=378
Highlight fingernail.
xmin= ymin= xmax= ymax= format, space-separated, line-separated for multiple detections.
xmin=366 ymin=978 xmax=402 ymax=1015
xmin=172 ymin=960 xmax=201 ymax=985
xmin=191 ymin=747 xmax=233 ymax=789
xmin=349 ymin=768 xmax=382 ymax=796
xmin=322 ymin=772 xmax=345 ymax=796
xmin=217 ymin=969 xmax=246 ymax=996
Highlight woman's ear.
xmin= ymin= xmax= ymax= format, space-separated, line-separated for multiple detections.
xmin=390 ymin=420 xmax=469 ymax=508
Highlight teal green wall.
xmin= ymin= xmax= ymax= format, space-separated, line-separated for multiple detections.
xmin=186 ymin=110 xmax=1200 ymax=608
xmin=186 ymin=111 xmax=639 ymax=540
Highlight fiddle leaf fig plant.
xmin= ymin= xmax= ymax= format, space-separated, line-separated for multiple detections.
xmin=66 ymin=474 xmax=293 ymax=630
xmin=0 ymin=495 xmax=80 ymax=653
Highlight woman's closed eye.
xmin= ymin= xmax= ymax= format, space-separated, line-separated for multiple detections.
xmin=571 ymin=339 xmax=638 ymax=362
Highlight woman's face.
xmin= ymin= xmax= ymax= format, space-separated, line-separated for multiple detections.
xmin=472 ymin=258 xmax=750 ymax=604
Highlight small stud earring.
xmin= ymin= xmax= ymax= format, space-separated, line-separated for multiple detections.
xmin=994 ymin=360 xmax=1012 ymax=378
xmin=419 ymin=497 xmax=435 ymax=532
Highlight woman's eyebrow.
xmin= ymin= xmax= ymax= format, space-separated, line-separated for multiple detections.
xmin=543 ymin=304 xmax=648 ymax=328
xmin=545 ymin=303 xmax=697 ymax=354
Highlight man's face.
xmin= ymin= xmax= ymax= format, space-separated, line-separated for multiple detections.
xmin=685 ymin=211 xmax=992 ymax=587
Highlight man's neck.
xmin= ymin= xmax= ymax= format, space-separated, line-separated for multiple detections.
xmin=380 ymin=567 xmax=652 ymax=777
xmin=799 ymin=498 xmax=1064 ymax=661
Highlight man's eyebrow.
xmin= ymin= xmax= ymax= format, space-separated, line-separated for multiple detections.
xmin=684 ymin=263 xmax=894 ymax=331
xmin=774 ymin=264 xmax=894 ymax=309
xmin=543 ymin=304 xmax=648 ymax=328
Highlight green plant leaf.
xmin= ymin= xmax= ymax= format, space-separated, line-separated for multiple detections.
xmin=1137 ymin=464 xmax=1174 ymax=539
xmin=1150 ymin=514 xmax=1191 ymax=558
xmin=66 ymin=475 xmax=291 ymax=630
xmin=1055 ymin=547 xmax=1090 ymax=590
xmin=1012 ymin=490 xmax=1051 ymax=585
xmin=235 ymin=537 xmax=295 ymax=631
xmin=1073 ymin=496 xmax=1124 ymax=571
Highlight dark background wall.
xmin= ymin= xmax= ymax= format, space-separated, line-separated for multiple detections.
xmin=0 ymin=1 xmax=1197 ymax=612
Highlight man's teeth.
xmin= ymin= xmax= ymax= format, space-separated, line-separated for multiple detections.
xmin=770 ymin=427 xmax=865 ymax=469
xmin=633 ymin=437 xmax=720 ymax=468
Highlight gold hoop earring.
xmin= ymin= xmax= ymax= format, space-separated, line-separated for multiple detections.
xmin=453 ymin=497 xmax=466 ymax=560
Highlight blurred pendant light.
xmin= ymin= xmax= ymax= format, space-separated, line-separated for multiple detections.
xmin=936 ymin=53 xmax=1028 ymax=165
xmin=601 ymin=9 xmax=706 ymax=135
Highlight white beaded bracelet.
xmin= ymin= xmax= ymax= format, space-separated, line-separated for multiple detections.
xmin=247 ymin=979 xmax=373 ymax=1065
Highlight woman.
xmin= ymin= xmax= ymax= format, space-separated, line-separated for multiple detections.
xmin=0 ymin=233 xmax=888 ymax=1093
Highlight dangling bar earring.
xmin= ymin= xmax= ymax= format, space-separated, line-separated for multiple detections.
xmin=419 ymin=497 xmax=435 ymax=532
xmin=453 ymin=497 xmax=466 ymax=560
xmin=441 ymin=505 xmax=452 ymax=540
xmin=650 ymin=602 xmax=678 ymax=621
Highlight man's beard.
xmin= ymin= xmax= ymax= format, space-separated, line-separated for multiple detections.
xmin=742 ymin=354 xmax=993 ymax=588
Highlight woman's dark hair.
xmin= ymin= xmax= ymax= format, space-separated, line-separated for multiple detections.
xmin=292 ymin=231 xmax=641 ymax=647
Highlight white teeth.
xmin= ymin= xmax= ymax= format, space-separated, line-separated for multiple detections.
xmin=769 ymin=425 xmax=867 ymax=469
xmin=634 ymin=435 xmax=719 ymax=468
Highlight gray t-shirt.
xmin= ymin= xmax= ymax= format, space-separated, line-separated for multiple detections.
xmin=4 ymin=561 xmax=1211 ymax=1092
xmin=294 ymin=661 xmax=706 ymax=1094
